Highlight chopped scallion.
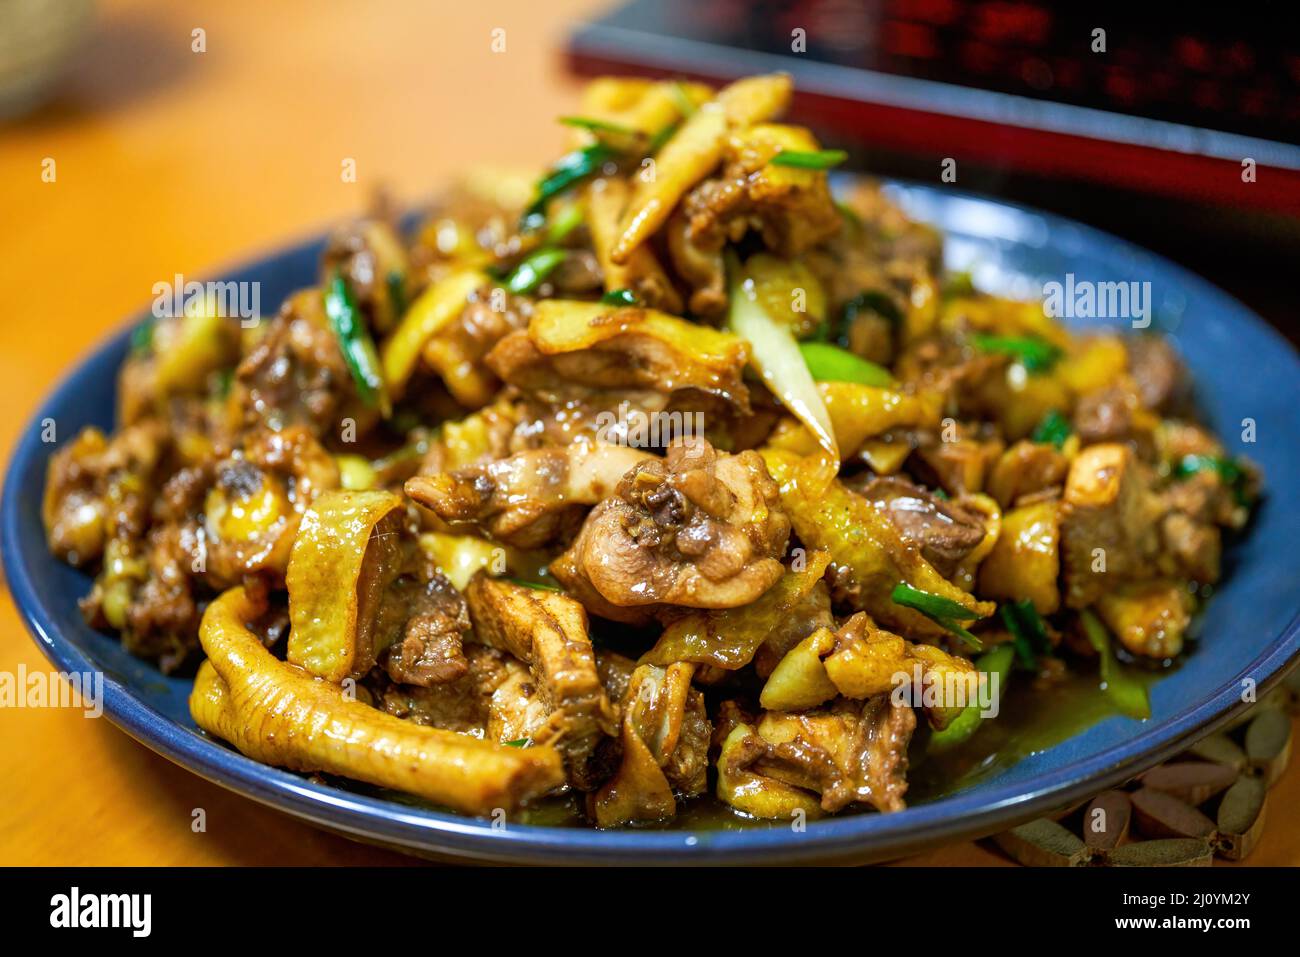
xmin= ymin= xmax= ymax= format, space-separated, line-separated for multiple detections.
xmin=1031 ymin=409 xmax=1072 ymax=449
xmin=891 ymin=582 xmax=984 ymax=650
xmin=798 ymin=341 xmax=894 ymax=387
xmin=770 ymin=149 xmax=848 ymax=170
xmin=970 ymin=333 xmax=1061 ymax=372
xmin=558 ymin=115 xmax=638 ymax=136
xmin=1080 ymin=609 xmax=1151 ymax=720
xmin=324 ymin=271 xmax=390 ymax=416
xmin=1000 ymin=600 xmax=1051 ymax=670
xmin=601 ymin=288 xmax=640 ymax=306
xmin=503 ymin=249 xmax=567 ymax=296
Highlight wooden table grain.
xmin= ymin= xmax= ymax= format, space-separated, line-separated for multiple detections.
xmin=1 ymin=0 xmax=1295 ymax=867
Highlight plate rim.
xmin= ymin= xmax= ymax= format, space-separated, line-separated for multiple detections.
xmin=5 ymin=182 xmax=1300 ymax=865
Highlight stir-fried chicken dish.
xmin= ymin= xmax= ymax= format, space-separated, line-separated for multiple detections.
xmin=43 ymin=74 xmax=1260 ymax=826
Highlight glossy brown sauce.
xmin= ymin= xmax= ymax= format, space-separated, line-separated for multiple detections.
xmin=508 ymin=664 xmax=1166 ymax=830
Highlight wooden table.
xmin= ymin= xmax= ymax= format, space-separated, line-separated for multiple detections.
xmin=1 ymin=0 xmax=1295 ymax=866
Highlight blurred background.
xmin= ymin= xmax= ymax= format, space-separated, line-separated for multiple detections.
xmin=1 ymin=0 xmax=1297 ymax=865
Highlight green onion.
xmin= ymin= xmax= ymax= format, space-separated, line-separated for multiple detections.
xmin=1031 ymin=409 xmax=1072 ymax=449
xmin=558 ymin=115 xmax=638 ymax=137
xmin=504 ymin=249 xmax=567 ymax=295
xmin=1080 ymin=609 xmax=1151 ymax=720
xmin=726 ymin=251 xmax=838 ymax=460
xmin=770 ymin=149 xmax=848 ymax=170
xmin=970 ymin=333 xmax=1061 ymax=372
xmin=214 ymin=367 xmax=234 ymax=399
xmin=1174 ymin=453 xmax=1252 ymax=506
xmin=503 ymin=738 xmax=531 ymax=748
xmin=1000 ymin=600 xmax=1051 ymax=670
xmin=546 ymin=202 xmax=585 ymax=245
xmin=386 ymin=269 xmax=406 ymax=320
xmin=601 ymin=288 xmax=640 ymax=306
xmin=890 ymin=582 xmax=984 ymax=650
xmin=928 ymin=644 xmax=1014 ymax=753
xmin=646 ymin=121 xmax=679 ymax=156
xmin=798 ymin=341 xmax=894 ymax=387
xmin=1174 ymin=454 xmax=1242 ymax=484
xmin=324 ymin=271 xmax=390 ymax=416
xmin=523 ymin=142 xmax=616 ymax=224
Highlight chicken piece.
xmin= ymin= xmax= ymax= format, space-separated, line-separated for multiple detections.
xmin=665 ymin=206 xmax=726 ymax=315
xmin=485 ymin=300 xmax=751 ymax=420
xmin=1060 ymin=443 xmax=1160 ymax=608
xmin=592 ymin=662 xmax=711 ymax=827
xmin=205 ymin=426 xmax=340 ymax=588
xmin=609 ymin=73 xmax=794 ymax=265
xmin=485 ymin=655 xmax=555 ymax=745
xmin=374 ymin=641 xmax=558 ymax=746
xmin=1071 ymin=378 xmax=1160 ymax=449
xmin=320 ymin=218 xmax=409 ymax=334
xmin=115 ymin=521 xmax=204 ymax=672
xmin=909 ymin=421 xmax=1004 ymax=496
xmin=764 ymin=611 xmax=977 ymax=729
xmin=465 ymin=576 xmax=618 ymax=789
xmin=753 ymin=578 xmax=834 ymax=678
xmin=379 ymin=575 xmax=473 ymax=686
xmin=373 ymin=643 xmax=510 ymax=734
xmin=192 ymin=587 xmax=565 ymax=815
xmin=546 ymin=550 xmax=663 ymax=626
xmin=853 ymin=476 xmax=986 ymax=578
xmin=642 ymin=549 xmax=831 ymax=671
xmin=1125 ymin=334 xmax=1186 ymax=412
xmin=585 ymin=177 xmax=684 ymax=313
xmin=405 ymin=439 xmax=654 ymax=549
xmin=668 ymin=121 xmax=844 ymax=318
xmin=985 ymin=439 xmax=1069 ymax=509
xmin=559 ymin=436 xmax=791 ymax=609
xmin=1096 ymin=582 xmax=1193 ymax=659
xmin=416 ymin=396 xmax=519 ymax=477
xmin=420 ymin=284 xmax=534 ymax=409
xmin=716 ymin=718 xmax=825 ymax=822
xmin=760 ymin=448 xmax=994 ymax=639
xmin=43 ymin=421 xmax=167 ymax=567
xmin=676 ymin=123 xmax=842 ymax=262
xmin=232 ymin=289 xmax=372 ymax=438
xmin=741 ymin=696 xmax=916 ymax=813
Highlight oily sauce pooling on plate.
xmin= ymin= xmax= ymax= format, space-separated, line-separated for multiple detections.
xmin=40 ymin=73 xmax=1258 ymax=828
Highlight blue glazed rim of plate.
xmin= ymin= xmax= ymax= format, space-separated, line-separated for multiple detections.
xmin=5 ymin=181 xmax=1300 ymax=865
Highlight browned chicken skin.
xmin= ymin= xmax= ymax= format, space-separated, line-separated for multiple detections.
xmin=557 ymin=436 xmax=791 ymax=610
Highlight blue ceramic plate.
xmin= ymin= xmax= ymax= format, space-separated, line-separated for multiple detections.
xmin=5 ymin=183 xmax=1299 ymax=865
